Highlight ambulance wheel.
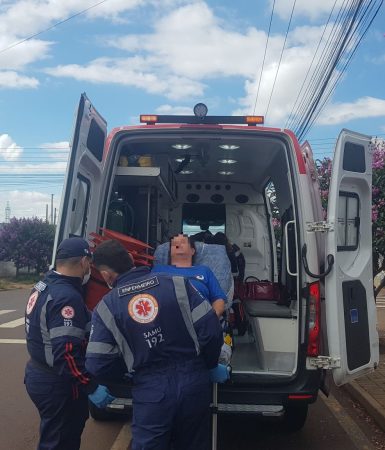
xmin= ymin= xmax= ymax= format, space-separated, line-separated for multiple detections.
xmin=88 ymin=400 xmax=113 ymax=421
xmin=282 ymin=404 xmax=308 ymax=433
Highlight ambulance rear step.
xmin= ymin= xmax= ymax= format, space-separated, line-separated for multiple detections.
xmin=213 ymin=403 xmax=284 ymax=416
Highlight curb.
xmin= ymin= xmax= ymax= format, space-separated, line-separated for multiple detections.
xmin=344 ymin=381 xmax=385 ymax=432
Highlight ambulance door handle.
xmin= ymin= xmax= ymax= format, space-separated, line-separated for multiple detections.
xmin=301 ymin=244 xmax=334 ymax=279
xmin=285 ymin=220 xmax=298 ymax=277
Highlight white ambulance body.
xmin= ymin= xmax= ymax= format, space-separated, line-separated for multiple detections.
xmin=54 ymin=94 xmax=378 ymax=430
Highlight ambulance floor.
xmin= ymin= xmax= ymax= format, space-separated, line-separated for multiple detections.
xmin=231 ymin=340 xmax=296 ymax=374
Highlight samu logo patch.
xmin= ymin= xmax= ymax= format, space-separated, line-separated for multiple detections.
xmin=128 ymin=294 xmax=159 ymax=324
xmin=26 ymin=291 xmax=39 ymax=315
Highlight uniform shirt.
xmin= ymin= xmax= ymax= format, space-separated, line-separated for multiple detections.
xmin=86 ymin=267 xmax=223 ymax=379
xmin=152 ymin=264 xmax=227 ymax=305
xmin=25 ymin=271 xmax=92 ymax=387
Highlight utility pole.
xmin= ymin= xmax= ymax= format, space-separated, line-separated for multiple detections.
xmin=50 ymin=194 xmax=54 ymax=225
xmin=46 ymin=204 xmax=49 ymax=223
xmin=54 ymin=208 xmax=57 ymax=226
xmin=5 ymin=201 xmax=11 ymax=223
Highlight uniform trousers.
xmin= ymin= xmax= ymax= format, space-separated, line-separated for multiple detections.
xmin=25 ymin=362 xmax=89 ymax=450
xmin=131 ymin=358 xmax=211 ymax=450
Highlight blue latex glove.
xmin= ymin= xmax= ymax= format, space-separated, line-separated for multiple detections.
xmin=89 ymin=385 xmax=115 ymax=409
xmin=210 ymin=364 xmax=230 ymax=383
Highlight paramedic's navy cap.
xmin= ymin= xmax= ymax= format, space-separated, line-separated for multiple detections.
xmin=56 ymin=237 xmax=92 ymax=260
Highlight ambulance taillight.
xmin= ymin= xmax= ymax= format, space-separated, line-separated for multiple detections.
xmin=307 ymin=281 xmax=321 ymax=357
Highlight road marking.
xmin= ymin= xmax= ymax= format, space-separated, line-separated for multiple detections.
xmin=321 ymin=392 xmax=375 ymax=450
xmin=110 ymin=423 xmax=132 ymax=450
xmin=0 ymin=339 xmax=26 ymax=344
xmin=0 ymin=310 xmax=16 ymax=316
xmin=0 ymin=317 xmax=25 ymax=328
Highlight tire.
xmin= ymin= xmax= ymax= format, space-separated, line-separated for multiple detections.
xmin=88 ymin=400 xmax=114 ymax=421
xmin=282 ymin=404 xmax=308 ymax=433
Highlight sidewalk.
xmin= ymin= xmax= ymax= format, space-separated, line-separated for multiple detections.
xmin=344 ymin=337 xmax=385 ymax=432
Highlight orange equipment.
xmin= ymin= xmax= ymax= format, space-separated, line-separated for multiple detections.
xmin=85 ymin=229 xmax=154 ymax=310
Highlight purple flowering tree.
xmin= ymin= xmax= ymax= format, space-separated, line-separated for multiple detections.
xmin=316 ymin=138 xmax=385 ymax=296
xmin=0 ymin=217 xmax=55 ymax=276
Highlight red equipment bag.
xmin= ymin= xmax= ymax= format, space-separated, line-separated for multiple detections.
xmin=235 ymin=276 xmax=281 ymax=302
xmin=85 ymin=228 xmax=154 ymax=310
xmin=85 ymin=267 xmax=110 ymax=311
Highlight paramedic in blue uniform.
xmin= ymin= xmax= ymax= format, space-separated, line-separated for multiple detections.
xmin=152 ymin=234 xmax=227 ymax=317
xmin=24 ymin=237 xmax=114 ymax=450
xmin=86 ymin=239 xmax=227 ymax=450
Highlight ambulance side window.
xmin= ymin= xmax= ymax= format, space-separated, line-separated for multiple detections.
xmin=69 ymin=174 xmax=90 ymax=237
xmin=86 ymin=118 xmax=105 ymax=162
xmin=337 ymin=191 xmax=359 ymax=251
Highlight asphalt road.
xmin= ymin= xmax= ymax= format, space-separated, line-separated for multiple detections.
xmin=1 ymin=287 xmax=385 ymax=450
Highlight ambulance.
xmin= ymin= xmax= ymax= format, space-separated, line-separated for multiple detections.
xmin=54 ymin=93 xmax=379 ymax=431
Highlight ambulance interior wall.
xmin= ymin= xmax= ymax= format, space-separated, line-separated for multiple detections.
xmin=107 ymin=183 xmax=165 ymax=249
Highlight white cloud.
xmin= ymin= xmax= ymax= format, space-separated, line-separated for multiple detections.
xmin=317 ymin=96 xmax=385 ymax=125
xmin=45 ymin=2 xmax=271 ymax=99
xmin=0 ymin=134 xmax=23 ymax=161
xmin=0 ymin=0 xmax=165 ymax=89
xmin=233 ymin=44 xmax=338 ymax=124
xmin=273 ymin=0 xmax=345 ymax=21
xmin=0 ymin=0 xmax=147 ymax=37
xmin=0 ymin=71 xmax=38 ymax=88
xmin=45 ymin=57 xmax=206 ymax=100
xmin=155 ymin=104 xmax=195 ymax=115
xmin=0 ymin=39 xmax=52 ymax=71
xmin=44 ymin=1 xmax=344 ymax=113
xmin=108 ymin=2 xmax=267 ymax=80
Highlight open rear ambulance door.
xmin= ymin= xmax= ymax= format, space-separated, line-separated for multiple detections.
xmin=325 ymin=129 xmax=379 ymax=386
xmin=54 ymin=93 xmax=107 ymax=253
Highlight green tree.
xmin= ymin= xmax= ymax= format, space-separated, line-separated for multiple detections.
xmin=0 ymin=217 xmax=55 ymax=276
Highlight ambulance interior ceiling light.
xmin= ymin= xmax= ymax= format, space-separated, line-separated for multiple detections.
xmin=172 ymin=144 xmax=192 ymax=150
xmin=218 ymin=171 xmax=234 ymax=175
xmin=180 ymin=170 xmax=193 ymax=174
xmin=218 ymin=159 xmax=237 ymax=164
xmin=175 ymin=157 xmax=195 ymax=163
xmin=219 ymin=145 xmax=239 ymax=150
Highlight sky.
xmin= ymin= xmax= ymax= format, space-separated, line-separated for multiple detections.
xmin=0 ymin=0 xmax=384 ymax=223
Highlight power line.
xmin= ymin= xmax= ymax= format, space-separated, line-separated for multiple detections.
xmin=301 ymin=0 xmax=383 ymax=138
xmin=291 ymin=0 xmax=383 ymax=140
xmin=0 ymin=0 xmax=108 ymax=55
xmin=265 ymin=0 xmax=297 ymax=121
xmin=289 ymin=0 xmax=354 ymax=134
xmin=285 ymin=0 xmax=338 ymax=129
xmin=252 ymin=0 xmax=276 ymax=115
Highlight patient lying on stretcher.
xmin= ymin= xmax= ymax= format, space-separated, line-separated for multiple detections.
xmin=152 ymin=234 xmax=226 ymax=317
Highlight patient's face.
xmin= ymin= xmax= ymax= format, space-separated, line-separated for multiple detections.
xmin=170 ymin=234 xmax=195 ymax=265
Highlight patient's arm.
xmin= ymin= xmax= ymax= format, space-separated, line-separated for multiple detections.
xmin=212 ymin=298 xmax=225 ymax=317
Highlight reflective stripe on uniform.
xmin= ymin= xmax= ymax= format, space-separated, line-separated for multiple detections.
xmin=96 ymin=300 xmax=135 ymax=371
xmin=87 ymin=341 xmax=120 ymax=355
xmin=191 ymin=299 xmax=212 ymax=324
xmin=49 ymin=326 xmax=85 ymax=339
xmin=40 ymin=294 xmax=54 ymax=367
xmin=172 ymin=276 xmax=200 ymax=355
